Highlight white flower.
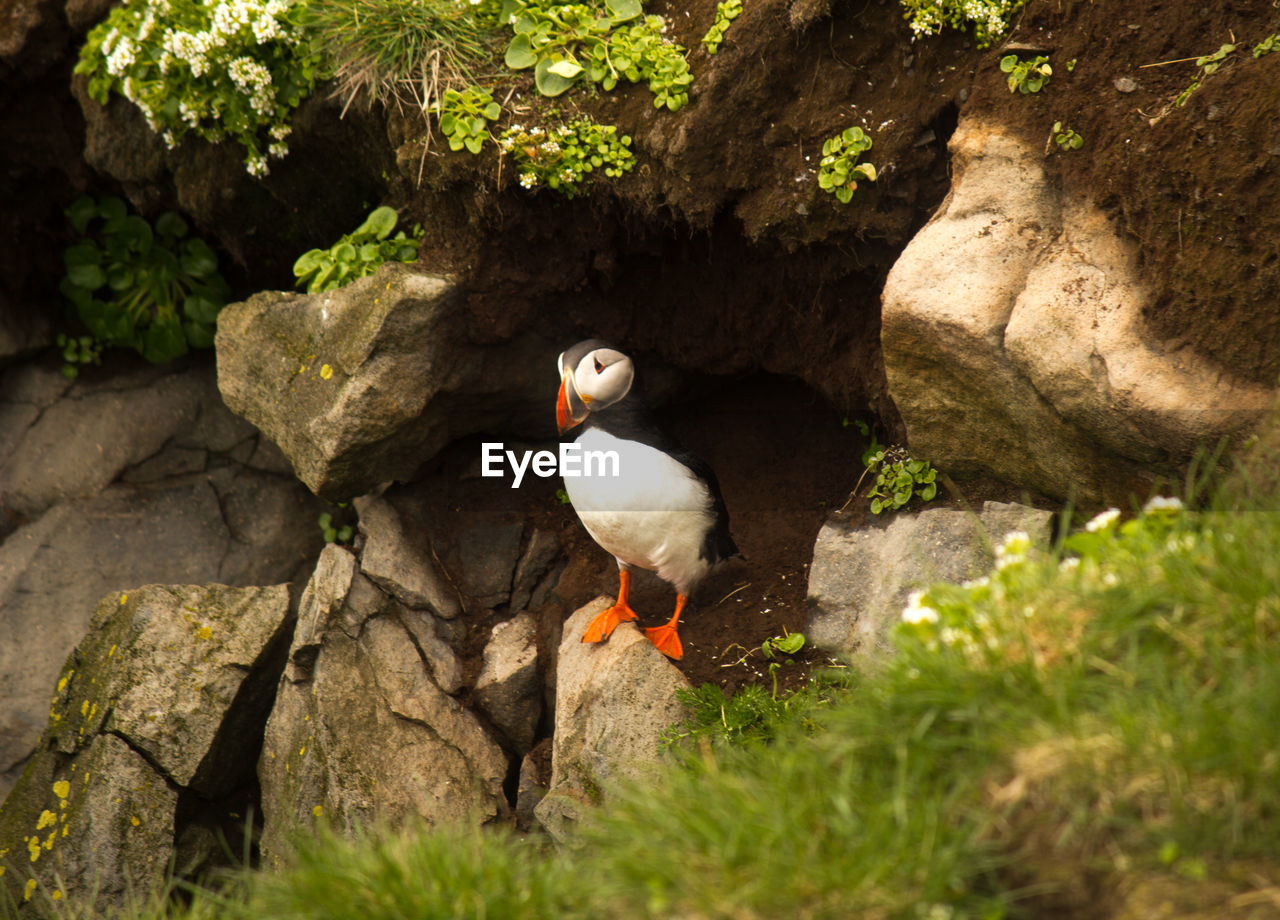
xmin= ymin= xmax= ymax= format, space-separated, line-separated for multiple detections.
xmin=246 ymin=154 xmax=269 ymax=176
xmin=995 ymin=530 xmax=1030 ymax=570
xmin=518 ymin=172 xmax=536 ymax=189
xmin=1085 ymin=507 xmax=1121 ymax=533
xmin=1058 ymin=556 xmax=1081 ymax=572
xmin=1143 ymin=495 xmax=1183 ymax=515
xmin=901 ymin=590 xmax=940 ymax=625
xmin=268 ymin=141 xmax=288 ymax=158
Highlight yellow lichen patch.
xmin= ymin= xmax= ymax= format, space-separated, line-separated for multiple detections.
xmin=299 ymin=745 xmax=306 ymax=757
xmin=130 ymin=816 xmax=141 ymax=827
xmin=43 ymin=831 xmax=55 ymax=850
xmin=197 ymin=626 xmax=213 ymax=640
xmin=27 ymin=836 xmax=41 ymax=862
xmin=51 ymin=890 xmax=63 ymax=902
xmin=23 ymin=878 xmax=37 ymax=901
xmin=88 ymin=703 xmax=98 ymax=720
xmin=312 ymin=805 xmax=323 ymax=817
xmin=52 ymin=780 xmax=70 ymax=799
xmin=62 ymin=825 xmax=69 ymax=837
xmin=36 ymin=810 xmax=56 ymax=830
xmin=80 ymin=700 xmax=89 ymax=717
xmin=120 ymin=594 xmax=127 ymax=605
xmin=108 ymin=644 xmax=118 ymax=658
xmin=320 ymin=364 xmax=333 ymax=380
xmin=57 ymin=675 xmax=70 ymax=693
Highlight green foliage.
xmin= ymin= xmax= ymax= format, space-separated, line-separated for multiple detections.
xmin=1175 ymin=43 xmax=1236 ymax=106
xmin=1000 ymin=53 xmax=1051 ymax=93
xmin=74 ymin=0 xmax=320 ymax=176
xmin=1051 ymin=120 xmax=1082 ymax=150
xmin=60 ymin=195 xmax=229 ymax=365
xmin=1254 ymin=33 xmax=1279 ymax=57
xmin=317 ymin=511 xmax=354 ymax=544
xmin=498 ymin=118 xmax=634 ymax=196
xmin=55 ymin=333 xmax=103 ymax=380
xmin=900 ymin=0 xmax=1026 ymax=48
xmin=700 ymin=0 xmax=742 ymax=55
xmin=292 ymin=207 xmax=423 ymax=293
xmin=864 ymin=444 xmax=937 ymax=514
xmin=437 ymin=85 xmax=501 ymax=153
xmin=501 ymin=0 xmax=692 ymax=110
xmin=555 ymin=487 xmax=572 ymax=504
xmin=817 ymin=126 xmax=876 ymax=203
xmin=301 ymin=0 xmax=499 ymax=112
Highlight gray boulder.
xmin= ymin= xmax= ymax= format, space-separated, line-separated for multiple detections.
xmin=215 ymin=263 xmax=560 ymax=500
xmin=881 ymin=116 xmax=1275 ymax=503
xmin=534 ymin=597 xmax=690 ymax=842
xmin=0 ymin=583 xmax=292 ymax=915
xmin=806 ymin=501 xmax=1054 ymax=658
xmin=0 ymin=359 xmax=325 ymax=799
xmin=474 ymin=612 xmax=542 ymax=755
xmin=259 ymin=546 xmax=508 ymax=865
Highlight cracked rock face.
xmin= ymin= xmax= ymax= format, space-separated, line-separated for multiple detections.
xmin=258 ymin=546 xmax=509 ymax=866
xmin=0 ymin=583 xmax=293 ymax=915
xmin=0 ymin=358 xmax=325 ymax=800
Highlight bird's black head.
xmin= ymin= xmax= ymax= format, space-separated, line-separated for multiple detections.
xmin=556 ymin=340 xmax=636 ymax=435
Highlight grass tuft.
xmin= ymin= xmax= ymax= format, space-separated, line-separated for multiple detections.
xmin=301 ymin=0 xmax=501 ymax=114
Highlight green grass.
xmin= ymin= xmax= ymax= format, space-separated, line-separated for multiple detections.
xmin=301 ymin=0 xmax=501 ymax=112
xmin=20 ymin=431 xmax=1280 ymax=920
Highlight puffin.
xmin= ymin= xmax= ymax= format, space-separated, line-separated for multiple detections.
xmin=556 ymin=339 xmax=739 ymax=660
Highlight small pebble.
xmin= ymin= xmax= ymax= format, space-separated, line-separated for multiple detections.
xmin=1114 ymin=76 xmax=1139 ymax=93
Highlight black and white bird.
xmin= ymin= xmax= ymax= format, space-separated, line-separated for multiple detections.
xmin=556 ymin=339 xmax=739 ymax=660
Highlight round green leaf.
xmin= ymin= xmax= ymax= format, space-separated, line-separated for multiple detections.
xmin=606 ymin=0 xmax=641 ymax=21
xmin=67 ymin=196 xmax=98 ymax=235
xmin=505 ymin=34 xmax=537 ymax=69
xmin=358 ymin=206 xmax=399 ymax=240
xmin=141 ymin=316 xmax=188 ymax=363
xmin=184 ymin=320 xmax=215 ymax=349
xmin=483 ymin=101 xmax=501 ymax=120
xmin=154 ymin=212 xmax=188 ymax=239
xmin=67 ymin=263 xmax=106 ymax=290
xmin=535 ymin=58 xmax=577 ymax=96
xmin=294 ymin=249 xmax=324 ymax=278
xmin=547 ymin=58 xmax=584 ymax=79
xmin=181 ymin=238 xmax=218 ymax=277
xmin=182 ymin=294 xmax=220 ymax=324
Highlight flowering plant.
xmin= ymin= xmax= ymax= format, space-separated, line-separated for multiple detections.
xmin=899 ymin=0 xmax=1026 ymax=49
xmin=75 ymin=0 xmax=321 ymax=176
xmin=498 ymin=119 xmax=634 ymax=197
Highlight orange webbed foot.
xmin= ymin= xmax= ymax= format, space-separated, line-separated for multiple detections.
xmin=582 ymin=602 xmax=639 ymax=644
xmin=644 ymin=624 xmax=684 ymax=660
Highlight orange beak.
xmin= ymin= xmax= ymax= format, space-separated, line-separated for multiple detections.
xmin=557 ymin=370 xmax=589 ymax=435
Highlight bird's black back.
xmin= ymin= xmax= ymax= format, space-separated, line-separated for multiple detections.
xmin=578 ymin=373 xmax=741 ymax=566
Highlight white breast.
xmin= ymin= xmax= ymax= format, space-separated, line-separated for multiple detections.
xmin=564 ymin=427 xmax=715 ymax=595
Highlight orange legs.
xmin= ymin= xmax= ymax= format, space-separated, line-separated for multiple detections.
xmin=644 ymin=594 xmax=687 ymax=661
xmin=582 ymin=571 xmax=688 ymax=660
xmin=582 ymin=568 xmax=638 ymax=644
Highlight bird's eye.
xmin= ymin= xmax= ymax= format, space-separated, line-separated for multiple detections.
xmin=593 ymin=357 xmax=605 ymax=374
